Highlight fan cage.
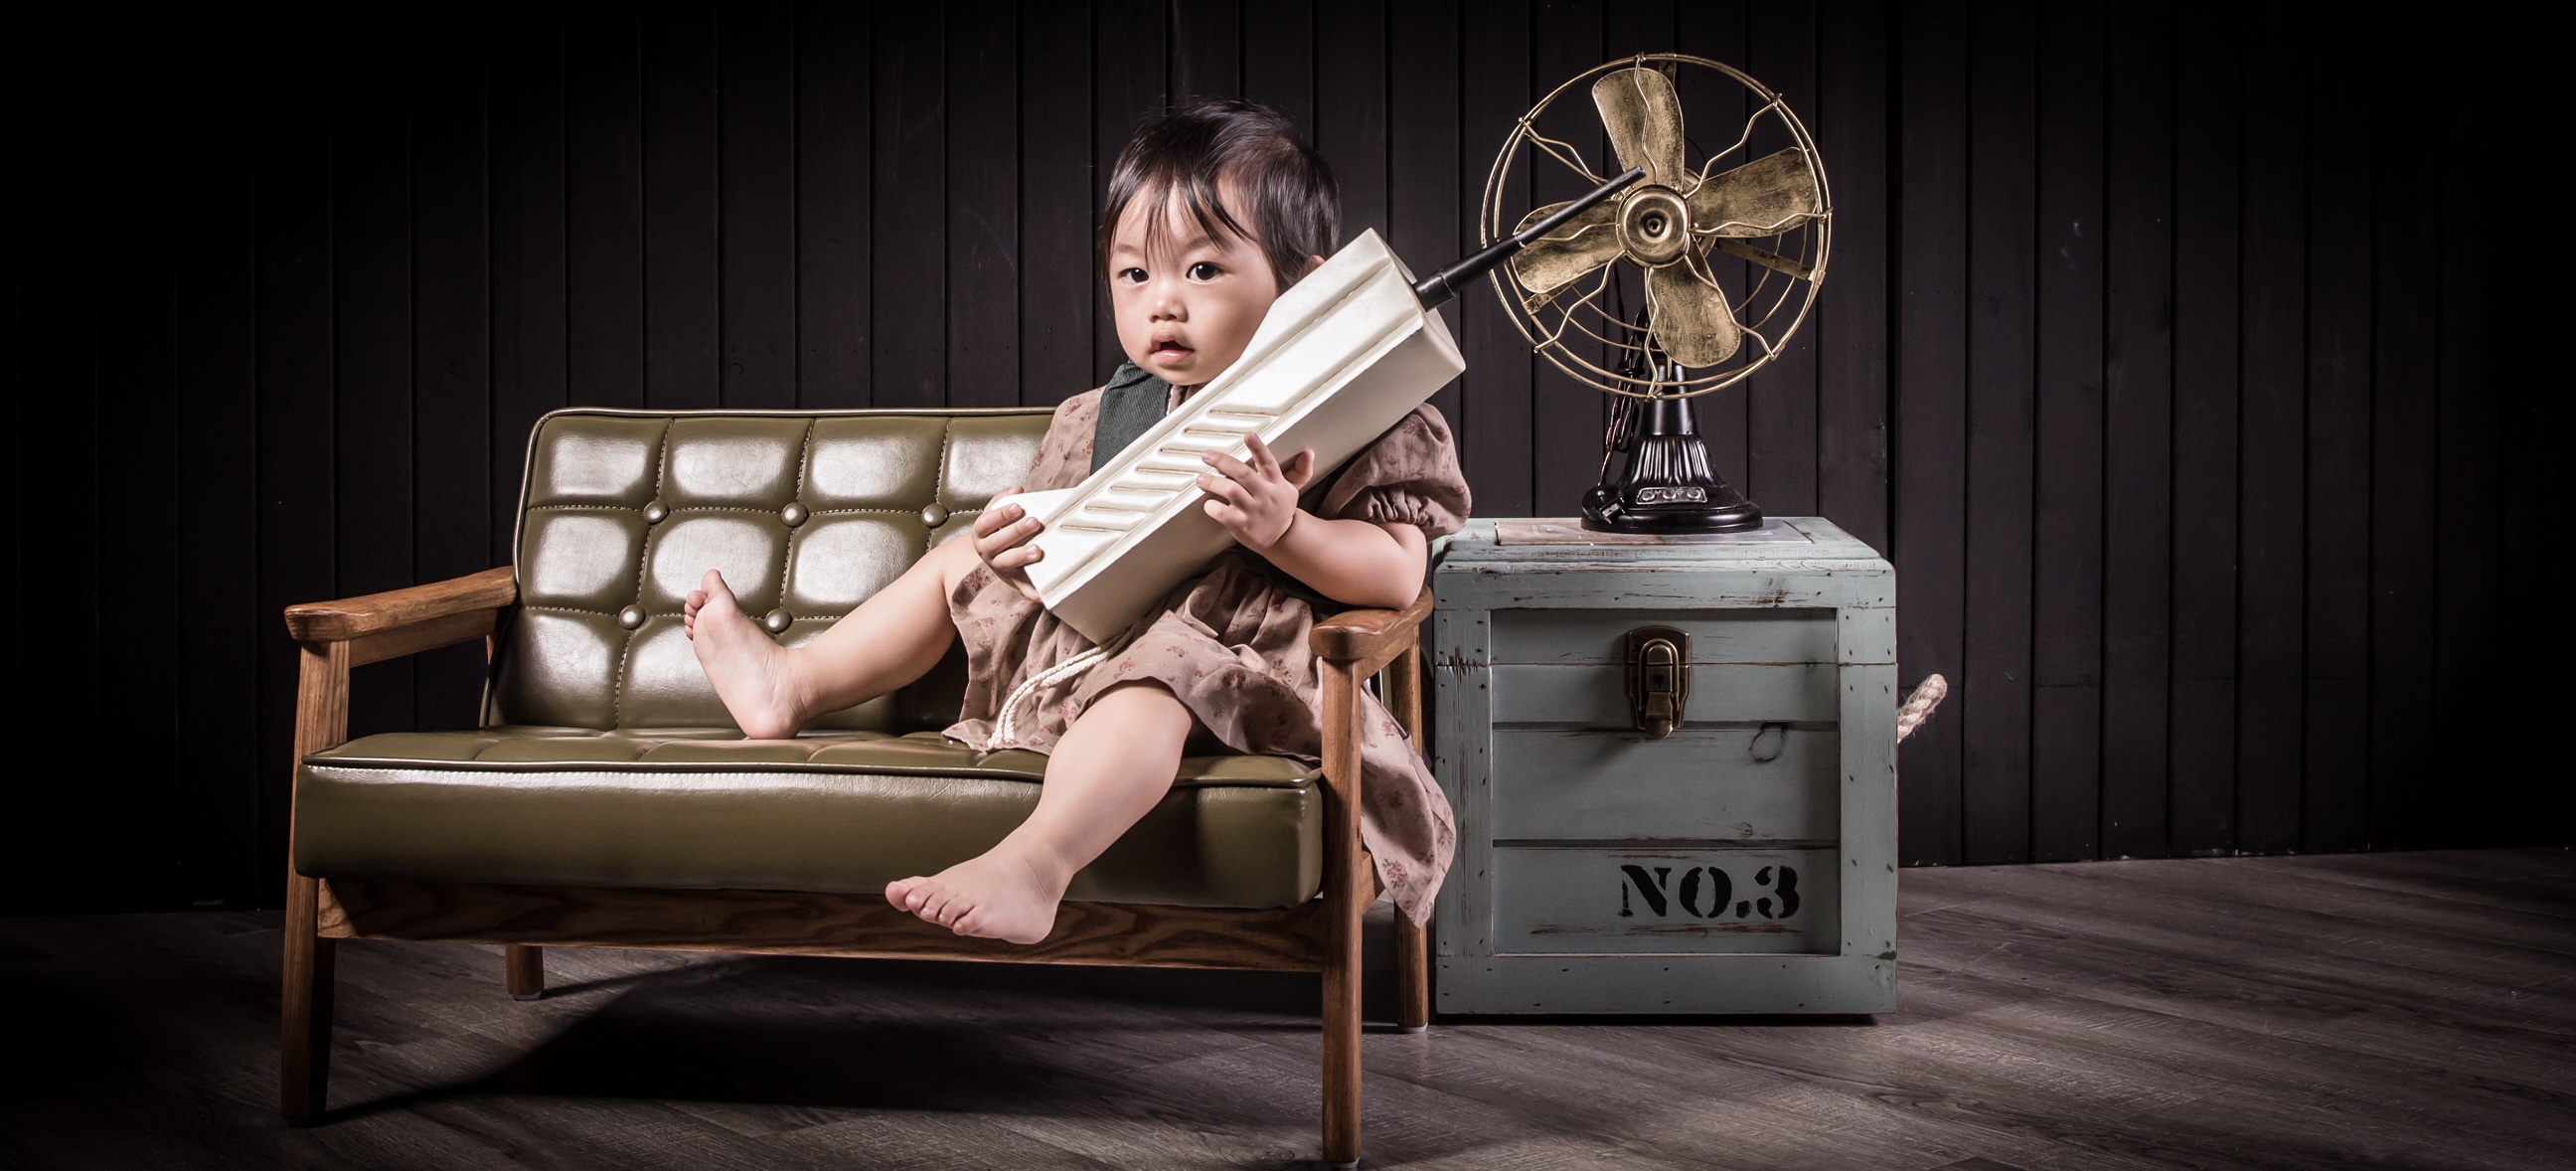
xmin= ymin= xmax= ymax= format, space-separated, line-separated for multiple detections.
xmin=1480 ymin=53 xmax=1835 ymax=400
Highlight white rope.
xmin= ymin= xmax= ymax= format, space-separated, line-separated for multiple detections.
xmin=992 ymin=645 xmax=1109 ymax=745
xmin=1895 ymin=673 xmax=1949 ymax=744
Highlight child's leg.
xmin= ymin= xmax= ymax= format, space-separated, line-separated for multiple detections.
xmin=887 ymin=681 xmax=1194 ymax=943
xmin=689 ymin=537 xmax=984 ymax=739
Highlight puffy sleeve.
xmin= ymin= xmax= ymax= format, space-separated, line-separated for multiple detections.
xmin=1314 ymin=405 xmax=1473 ymax=540
xmin=1020 ymin=389 xmax=1103 ymax=492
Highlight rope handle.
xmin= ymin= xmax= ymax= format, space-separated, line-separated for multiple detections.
xmin=1895 ymin=673 xmax=1948 ymax=744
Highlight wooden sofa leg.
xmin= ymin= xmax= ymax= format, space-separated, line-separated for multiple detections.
xmin=280 ymin=874 xmax=337 ymax=1124
xmin=1320 ymin=659 xmax=1368 ymax=1169
xmin=1395 ymin=916 xmax=1429 ymax=1032
xmin=1323 ymin=893 xmax=1364 ymax=1169
xmin=505 ymin=944 xmax=546 ymax=1001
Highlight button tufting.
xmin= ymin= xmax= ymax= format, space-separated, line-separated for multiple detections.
xmin=781 ymin=502 xmax=809 ymax=527
xmin=762 ymin=608 xmax=792 ymax=634
xmin=643 ymin=501 xmax=669 ymax=524
xmin=617 ymin=605 xmax=646 ymax=629
xmin=920 ymin=503 xmax=950 ymax=528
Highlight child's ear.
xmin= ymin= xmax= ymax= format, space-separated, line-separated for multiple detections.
xmin=1309 ymin=252 xmax=1325 ymax=270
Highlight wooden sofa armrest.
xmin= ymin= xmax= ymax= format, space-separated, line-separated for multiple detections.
xmin=1309 ymin=587 xmax=1434 ymax=676
xmin=285 ymin=566 xmax=518 ymax=641
xmin=283 ymin=566 xmax=517 ymax=669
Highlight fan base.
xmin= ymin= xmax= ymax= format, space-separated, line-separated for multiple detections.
xmin=1579 ymin=488 xmax=1764 ymax=534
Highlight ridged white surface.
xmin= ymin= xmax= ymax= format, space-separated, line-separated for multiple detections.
xmin=1014 ymin=231 xmax=1466 ymax=643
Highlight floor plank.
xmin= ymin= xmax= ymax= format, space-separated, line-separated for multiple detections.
xmin=4 ymin=849 xmax=2569 ymax=1169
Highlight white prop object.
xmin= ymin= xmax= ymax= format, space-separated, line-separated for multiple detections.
xmin=1009 ymin=230 xmax=1465 ymax=643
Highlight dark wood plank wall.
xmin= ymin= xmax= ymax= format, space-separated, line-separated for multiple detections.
xmin=3 ymin=1 xmax=2550 ymax=913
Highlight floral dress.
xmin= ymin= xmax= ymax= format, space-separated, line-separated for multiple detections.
xmin=940 ymin=387 xmax=1470 ymax=922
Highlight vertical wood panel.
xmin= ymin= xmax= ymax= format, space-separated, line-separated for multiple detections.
xmin=872 ymin=9 xmax=946 ymax=407
xmin=1891 ymin=0 xmax=1969 ymax=866
xmin=720 ymin=0 xmax=798 ymax=408
xmin=2233 ymin=3 xmax=2307 ymax=854
xmin=1019 ymin=0 xmax=1092 ymax=405
xmin=2364 ymin=24 xmax=2439 ymax=850
xmin=1172 ymin=0 xmax=1241 ymax=102
xmin=2029 ymin=0 xmax=2105 ymax=863
xmin=1674 ymin=2 xmax=1750 ymax=499
xmin=1961 ymin=0 xmax=2035 ymax=865
xmin=566 ymin=9 xmax=645 ymax=408
xmin=174 ymin=90 xmax=263 ymax=907
xmin=333 ymin=36 xmax=416 ymax=742
xmin=2301 ymin=3 xmax=2370 ymax=855
xmin=1604 ymin=2 xmax=1676 ymax=66
xmin=1457 ymin=0 xmax=1533 ymax=515
xmin=1092 ymin=0 xmax=1166 ymax=378
xmin=1746 ymin=0 xmax=1818 ymax=517
xmin=90 ymin=83 xmax=185 ymax=906
xmin=2431 ymin=32 xmax=2501 ymax=851
xmin=1525 ymin=0 xmax=1605 ymax=520
xmin=2097 ymin=0 xmax=2174 ymax=859
xmin=1388 ymin=0 xmax=1460 ymax=429
xmin=1317 ymin=0 xmax=1388 ymax=245
xmin=410 ymin=18 xmax=494 ymax=726
xmin=252 ymin=62 xmax=336 ymax=903
xmin=643 ymin=0 xmax=721 ymax=408
xmin=948 ymin=6 xmax=1022 ymax=409
xmin=1241 ymin=0 xmax=1314 ymax=135
xmin=1814 ymin=0 xmax=1889 ymax=554
xmin=2168 ymin=0 xmax=2241 ymax=854
xmin=796 ymin=1 xmax=871 ymax=407
xmin=490 ymin=5 xmax=569 ymax=542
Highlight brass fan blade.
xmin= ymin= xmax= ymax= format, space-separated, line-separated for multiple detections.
xmin=1592 ymin=68 xmax=1689 ymax=189
xmin=1646 ymin=256 xmax=1743 ymax=367
xmin=1508 ymin=199 xmax=1623 ymax=308
xmin=1686 ymin=148 xmax=1823 ymax=238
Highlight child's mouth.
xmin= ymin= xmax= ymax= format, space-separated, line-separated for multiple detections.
xmin=1152 ymin=343 xmax=1195 ymax=364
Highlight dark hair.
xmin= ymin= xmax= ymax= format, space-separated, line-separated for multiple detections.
xmin=1098 ymin=99 xmax=1340 ymax=291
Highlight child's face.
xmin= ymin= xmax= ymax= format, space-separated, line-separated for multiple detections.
xmin=1106 ymin=184 xmax=1282 ymax=388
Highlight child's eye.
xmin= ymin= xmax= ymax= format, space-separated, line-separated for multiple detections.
xmin=1118 ymin=267 xmax=1148 ymax=284
xmin=1188 ymin=261 xmax=1222 ymax=281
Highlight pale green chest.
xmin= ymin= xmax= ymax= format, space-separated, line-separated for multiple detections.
xmin=1429 ymin=518 xmax=1899 ymax=1014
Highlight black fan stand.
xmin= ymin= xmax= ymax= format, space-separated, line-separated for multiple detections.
xmin=1579 ymin=315 xmax=1763 ymax=534
xmin=1401 ymin=165 xmax=1761 ymax=535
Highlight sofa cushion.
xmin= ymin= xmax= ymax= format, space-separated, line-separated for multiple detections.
xmin=498 ymin=409 xmax=1051 ymax=733
xmin=296 ymin=730 xmax=1323 ymax=910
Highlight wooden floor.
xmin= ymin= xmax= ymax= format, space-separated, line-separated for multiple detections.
xmin=3 ymin=849 xmax=2570 ymax=1170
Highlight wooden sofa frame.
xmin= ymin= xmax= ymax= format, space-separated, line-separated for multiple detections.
xmin=280 ymin=566 xmax=1433 ymax=1167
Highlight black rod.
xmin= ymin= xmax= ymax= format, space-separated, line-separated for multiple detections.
xmin=1410 ymin=165 xmax=1647 ymax=310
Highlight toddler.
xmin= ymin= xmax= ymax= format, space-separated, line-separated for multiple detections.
xmin=686 ymin=99 xmax=1466 ymax=943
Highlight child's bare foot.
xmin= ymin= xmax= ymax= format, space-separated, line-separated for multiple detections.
xmin=684 ymin=570 xmax=805 ymax=740
xmin=886 ymin=842 xmax=1066 ymax=944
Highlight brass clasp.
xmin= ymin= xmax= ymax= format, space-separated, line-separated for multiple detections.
xmin=1624 ymin=625 xmax=1691 ymax=739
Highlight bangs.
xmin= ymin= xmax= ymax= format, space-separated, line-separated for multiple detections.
xmin=1098 ymin=99 xmax=1340 ymax=292
xmin=1124 ymin=170 xmax=1255 ymax=267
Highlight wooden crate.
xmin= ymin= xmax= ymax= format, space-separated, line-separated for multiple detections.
xmin=1428 ymin=518 xmax=1897 ymax=1015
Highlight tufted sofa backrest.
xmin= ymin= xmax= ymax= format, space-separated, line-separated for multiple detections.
xmin=492 ymin=408 xmax=1055 ymax=733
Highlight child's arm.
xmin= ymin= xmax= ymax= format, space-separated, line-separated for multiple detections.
xmin=1198 ymin=434 xmax=1428 ymax=610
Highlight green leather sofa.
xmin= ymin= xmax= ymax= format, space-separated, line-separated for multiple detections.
xmin=279 ymin=408 xmax=1432 ymax=1169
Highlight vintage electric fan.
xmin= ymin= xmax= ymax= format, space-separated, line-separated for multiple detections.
xmin=1014 ymin=56 xmax=1825 ymax=641
xmin=1487 ymin=56 xmax=1831 ymax=533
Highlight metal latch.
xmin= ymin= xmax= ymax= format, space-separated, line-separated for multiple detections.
xmin=1624 ymin=626 xmax=1691 ymax=739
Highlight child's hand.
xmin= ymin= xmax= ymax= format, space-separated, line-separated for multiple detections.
xmin=1199 ymin=433 xmax=1315 ymax=553
xmin=972 ymin=487 xmax=1046 ymax=601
